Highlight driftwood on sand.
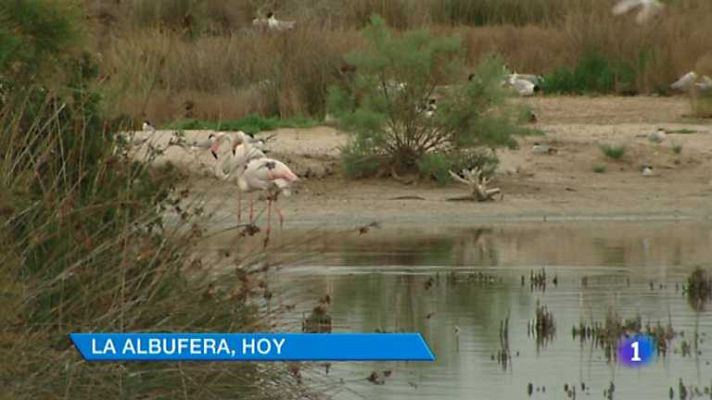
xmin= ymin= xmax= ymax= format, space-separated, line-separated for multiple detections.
xmin=447 ymin=167 xmax=502 ymax=202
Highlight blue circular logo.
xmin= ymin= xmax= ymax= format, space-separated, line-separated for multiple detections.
xmin=618 ymin=335 xmax=656 ymax=367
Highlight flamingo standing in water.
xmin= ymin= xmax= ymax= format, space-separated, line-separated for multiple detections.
xmin=209 ymin=131 xmax=298 ymax=243
xmin=210 ymin=132 xmax=266 ymax=223
xmin=238 ymin=156 xmax=299 ymax=241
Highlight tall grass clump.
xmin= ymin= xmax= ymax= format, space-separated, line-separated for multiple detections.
xmin=329 ymin=15 xmax=532 ymax=180
xmin=0 ymin=2 xmax=308 ymax=398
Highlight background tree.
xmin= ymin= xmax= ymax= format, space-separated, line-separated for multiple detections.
xmin=328 ymin=15 xmax=536 ymax=182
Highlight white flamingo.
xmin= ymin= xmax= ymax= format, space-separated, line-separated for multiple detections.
xmin=612 ymin=0 xmax=664 ymax=24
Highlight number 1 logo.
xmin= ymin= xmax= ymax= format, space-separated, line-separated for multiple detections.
xmin=630 ymin=341 xmax=641 ymax=361
xmin=618 ymin=335 xmax=655 ymax=367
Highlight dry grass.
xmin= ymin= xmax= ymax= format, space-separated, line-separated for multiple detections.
xmin=87 ymin=0 xmax=712 ymax=122
xmin=101 ymin=26 xmax=361 ymax=122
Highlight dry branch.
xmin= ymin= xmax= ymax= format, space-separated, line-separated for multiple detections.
xmin=448 ymin=167 xmax=501 ymax=202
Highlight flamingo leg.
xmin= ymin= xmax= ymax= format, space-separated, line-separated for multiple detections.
xmin=274 ymin=201 xmax=285 ymax=229
xmin=249 ymin=193 xmax=255 ymax=224
xmin=237 ymin=189 xmax=242 ymax=224
xmin=263 ymin=197 xmax=272 ymax=247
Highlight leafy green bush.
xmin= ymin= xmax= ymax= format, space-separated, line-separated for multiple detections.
xmin=329 ymin=15 xmax=530 ymax=180
xmin=541 ymin=50 xmax=636 ymax=95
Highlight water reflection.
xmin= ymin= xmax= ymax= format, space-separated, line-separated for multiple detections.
xmin=267 ymin=222 xmax=712 ymax=399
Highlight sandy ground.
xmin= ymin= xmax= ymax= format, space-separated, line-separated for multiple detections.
xmin=130 ymin=96 xmax=712 ymax=230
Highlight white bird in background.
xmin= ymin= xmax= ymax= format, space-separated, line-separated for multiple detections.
xmin=647 ymin=128 xmax=666 ymax=143
xmin=670 ymin=71 xmax=712 ymax=92
xmin=671 ymin=71 xmax=698 ymax=91
xmin=142 ymin=120 xmax=155 ymax=132
xmin=612 ymin=0 xmax=664 ymax=24
xmin=507 ymin=73 xmax=536 ymax=96
xmin=252 ymin=11 xmax=296 ymax=31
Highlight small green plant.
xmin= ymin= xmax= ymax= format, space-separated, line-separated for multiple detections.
xmin=593 ymin=164 xmax=607 ymax=173
xmin=600 ymin=144 xmax=626 ymax=160
xmin=672 ymin=143 xmax=683 ymax=154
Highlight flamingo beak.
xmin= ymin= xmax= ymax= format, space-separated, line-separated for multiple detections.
xmin=210 ymin=142 xmax=219 ymax=159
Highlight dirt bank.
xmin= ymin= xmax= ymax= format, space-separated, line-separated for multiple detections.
xmin=133 ymin=96 xmax=712 ymax=231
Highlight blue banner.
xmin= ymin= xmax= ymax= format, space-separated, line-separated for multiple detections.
xmin=69 ymin=333 xmax=435 ymax=362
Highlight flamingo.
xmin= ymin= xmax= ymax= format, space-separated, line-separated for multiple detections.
xmin=238 ymin=156 xmax=299 ymax=242
xmin=209 ymin=132 xmax=266 ymax=224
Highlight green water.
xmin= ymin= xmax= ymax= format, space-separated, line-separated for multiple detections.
xmin=265 ymin=221 xmax=712 ymax=399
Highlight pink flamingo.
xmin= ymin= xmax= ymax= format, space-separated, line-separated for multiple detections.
xmin=238 ymin=157 xmax=299 ymax=242
xmin=209 ymin=132 xmax=266 ymax=223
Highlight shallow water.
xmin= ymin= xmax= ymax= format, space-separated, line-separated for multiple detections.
xmin=264 ymin=221 xmax=712 ymax=400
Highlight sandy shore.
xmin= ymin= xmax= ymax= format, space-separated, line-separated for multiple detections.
xmin=132 ymin=96 xmax=712 ymax=231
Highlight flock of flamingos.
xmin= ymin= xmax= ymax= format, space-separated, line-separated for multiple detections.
xmin=136 ymin=123 xmax=301 ymax=244
xmin=203 ymin=130 xmax=299 ymax=243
